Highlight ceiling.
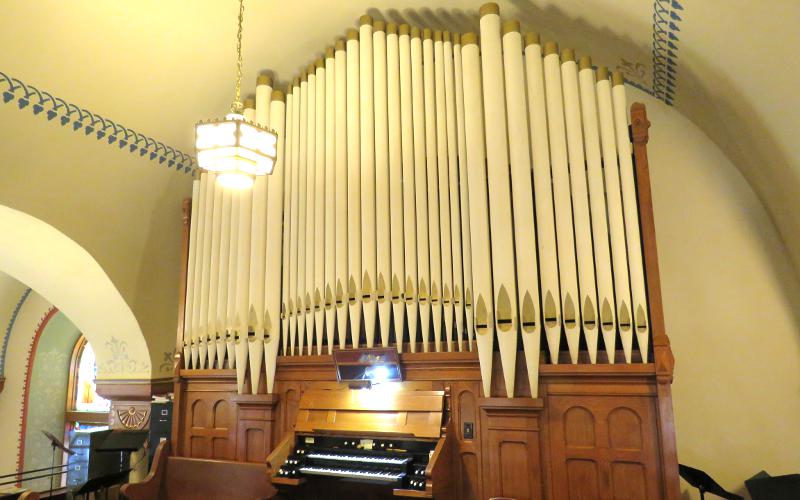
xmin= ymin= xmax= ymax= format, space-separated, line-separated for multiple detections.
xmin=0 ymin=0 xmax=798 ymax=273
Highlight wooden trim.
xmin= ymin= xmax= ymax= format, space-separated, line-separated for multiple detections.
xmin=631 ymin=102 xmax=680 ymax=500
xmin=0 ymin=376 xmax=5 ymax=394
xmin=65 ymin=336 xmax=88 ymax=415
xmin=16 ymin=307 xmax=59 ymax=480
xmin=95 ymin=377 xmax=173 ymax=401
xmin=479 ymin=397 xmax=544 ymax=411
xmin=65 ymin=410 xmax=109 ymax=424
xmin=176 ymin=197 xmax=192 ymax=351
xmin=171 ymin=351 xmax=185 ymax=457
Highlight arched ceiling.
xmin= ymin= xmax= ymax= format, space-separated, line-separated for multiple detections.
xmin=1 ymin=0 xmax=798 ymax=273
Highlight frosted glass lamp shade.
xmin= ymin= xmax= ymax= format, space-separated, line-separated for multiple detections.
xmin=195 ymin=113 xmax=278 ymax=179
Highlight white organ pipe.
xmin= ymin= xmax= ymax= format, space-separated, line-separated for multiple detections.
xmin=334 ymin=39 xmax=349 ymax=349
xmin=255 ymin=73 xmax=273 ymax=127
xmin=247 ymin=175 xmax=267 ymax=392
xmin=206 ymin=179 xmax=223 ymax=369
xmin=289 ymin=78 xmax=302 ymax=355
xmin=281 ymin=88 xmax=294 ymax=356
xmin=411 ymin=27 xmax=431 ymax=353
xmin=524 ymin=33 xmax=560 ymax=364
xmin=561 ymin=49 xmax=599 ymax=364
xmin=443 ymin=32 xmax=464 ymax=352
xmin=399 ymin=25 xmax=419 ymax=353
xmin=297 ymin=74 xmax=308 ymax=355
xmin=422 ymin=29 xmax=442 ymax=353
xmin=613 ymin=72 xmax=649 ymax=362
xmin=453 ymin=34 xmax=474 ymax=352
xmin=480 ymin=4 xmax=519 ymax=397
xmin=360 ymin=16 xmax=377 ymax=349
xmin=314 ymin=59 xmax=326 ymax=355
xmin=251 ymin=82 xmax=271 ymax=376
xmin=346 ymin=28 xmax=363 ymax=349
xmin=265 ymin=91 xmax=286 ymax=392
xmin=596 ymin=67 xmax=630 ymax=362
xmin=387 ymin=23 xmax=406 ymax=352
xmin=579 ymin=57 xmax=616 ymax=363
xmin=324 ymin=48 xmax=337 ymax=354
xmin=216 ymin=190 xmax=232 ymax=369
xmin=305 ymin=65 xmax=317 ymax=355
xmin=243 ymin=105 xmax=255 ymax=122
xmin=234 ymin=187 xmax=252 ymax=394
xmin=196 ymin=173 xmax=215 ymax=369
xmin=434 ymin=31 xmax=454 ymax=353
xmin=543 ymin=41 xmax=580 ymax=364
xmin=184 ymin=179 xmax=200 ymax=367
xmin=502 ymin=21 xmax=541 ymax=396
xmin=461 ymin=32 xmax=494 ymax=397
xmin=225 ymin=188 xmax=239 ymax=368
xmin=373 ymin=20 xmax=392 ymax=348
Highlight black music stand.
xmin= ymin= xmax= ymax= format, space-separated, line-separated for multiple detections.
xmin=42 ymin=429 xmax=75 ymax=498
xmin=69 ymin=469 xmax=131 ymax=500
xmin=745 ymin=470 xmax=800 ymax=500
xmin=679 ymin=463 xmax=743 ymax=500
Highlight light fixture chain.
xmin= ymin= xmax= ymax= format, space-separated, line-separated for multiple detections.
xmin=232 ymin=0 xmax=245 ymax=113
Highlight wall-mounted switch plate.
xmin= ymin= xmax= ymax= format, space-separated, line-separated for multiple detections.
xmin=463 ymin=421 xmax=474 ymax=440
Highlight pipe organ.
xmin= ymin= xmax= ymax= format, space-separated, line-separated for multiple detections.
xmin=181 ymin=3 xmax=656 ymax=397
xmin=173 ymin=4 xmax=679 ymax=498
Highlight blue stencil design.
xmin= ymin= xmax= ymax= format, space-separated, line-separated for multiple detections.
xmin=0 ymin=72 xmax=197 ymax=174
xmin=651 ymin=0 xmax=683 ymax=105
xmin=0 ymin=287 xmax=32 ymax=377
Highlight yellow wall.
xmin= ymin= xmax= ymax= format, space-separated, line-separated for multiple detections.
xmin=634 ymin=88 xmax=800 ymax=497
xmin=0 ymin=291 xmax=51 ymax=476
xmin=0 ymin=103 xmax=192 ymax=377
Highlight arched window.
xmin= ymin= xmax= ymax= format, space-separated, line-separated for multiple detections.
xmin=65 ymin=336 xmax=110 ymax=429
xmin=63 ymin=337 xmax=111 ymax=487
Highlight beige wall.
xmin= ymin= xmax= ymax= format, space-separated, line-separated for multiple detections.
xmin=633 ymin=88 xmax=800 ymax=497
xmin=0 ymin=103 xmax=192 ymax=377
xmin=0 ymin=291 xmax=52 ymax=476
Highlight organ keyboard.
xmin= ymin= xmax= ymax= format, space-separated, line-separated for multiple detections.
xmin=266 ymin=386 xmax=453 ymax=498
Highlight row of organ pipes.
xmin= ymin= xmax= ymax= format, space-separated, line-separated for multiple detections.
xmin=182 ymin=3 xmax=650 ymax=399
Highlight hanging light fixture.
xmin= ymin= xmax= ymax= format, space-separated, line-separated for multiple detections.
xmin=195 ymin=0 xmax=277 ymax=188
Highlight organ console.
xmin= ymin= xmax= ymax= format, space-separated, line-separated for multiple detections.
xmin=170 ymin=3 xmax=681 ymax=498
xmin=266 ymin=387 xmax=453 ymax=498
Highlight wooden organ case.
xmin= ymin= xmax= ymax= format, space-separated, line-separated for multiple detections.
xmin=168 ymin=3 xmax=680 ymax=499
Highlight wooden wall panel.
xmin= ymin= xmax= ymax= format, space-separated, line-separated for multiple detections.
xmin=480 ymin=398 xmax=544 ymax=500
xmin=547 ymin=393 xmax=662 ymax=499
xmin=183 ymin=392 xmax=236 ymax=460
xmin=172 ymin=353 xmax=676 ymax=499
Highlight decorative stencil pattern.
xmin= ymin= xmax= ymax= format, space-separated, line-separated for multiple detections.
xmin=97 ymin=336 xmax=151 ymax=375
xmin=651 ymin=0 xmax=683 ymax=105
xmin=0 ymin=287 xmax=32 ymax=378
xmin=0 ymin=71 xmax=197 ymax=173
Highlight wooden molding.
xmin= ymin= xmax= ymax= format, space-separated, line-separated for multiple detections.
xmin=0 ymin=376 xmax=4 ymax=394
xmin=176 ymin=197 xmax=192 ymax=351
xmin=96 ymin=377 xmax=173 ymax=401
xmin=631 ymin=102 xmax=680 ymax=500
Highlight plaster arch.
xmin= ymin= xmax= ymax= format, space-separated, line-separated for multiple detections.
xmin=0 ymin=204 xmax=150 ymax=379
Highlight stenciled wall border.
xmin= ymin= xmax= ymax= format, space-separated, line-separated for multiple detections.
xmin=15 ymin=306 xmax=58 ymax=480
xmin=650 ymin=0 xmax=682 ymax=105
xmin=0 ymin=287 xmax=31 ymax=378
xmin=0 ymin=72 xmax=197 ymax=174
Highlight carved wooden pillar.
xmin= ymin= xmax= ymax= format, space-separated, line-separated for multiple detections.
xmin=233 ymin=393 xmax=280 ymax=463
xmin=479 ymin=398 xmax=544 ymax=500
xmin=176 ymin=197 xmax=192 ymax=351
xmin=630 ymin=102 xmax=680 ymax=500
